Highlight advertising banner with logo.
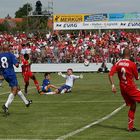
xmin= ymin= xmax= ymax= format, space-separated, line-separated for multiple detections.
xmin=124 ymin=13 xmax=140 ymax=21
xmin=54 ymin=21 xmax=140 ymax=30
xmin=108 ymin=13 xmax=125 ymax=21
xmin=53 ymin=13 xmax=140 ymax=30
xmin=53 ymin=14 xmax=84 ymax=22
xmin=84 ymin=13 xmax=108 ymax=22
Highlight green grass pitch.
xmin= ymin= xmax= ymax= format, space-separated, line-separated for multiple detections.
xmin=0 ymin=73 xmax=140 ymax=140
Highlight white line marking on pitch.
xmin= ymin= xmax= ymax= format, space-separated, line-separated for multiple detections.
xmin=0 ymin=87 xmax=36 ymax=96
xmin=0 ymin=83 xmax=64 ymax=96
xmin=56 ymin=103 xmax=126 ymax=140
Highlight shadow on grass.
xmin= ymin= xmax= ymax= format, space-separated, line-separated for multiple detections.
xmin=96 ymin=124 xmax=128 ymax=131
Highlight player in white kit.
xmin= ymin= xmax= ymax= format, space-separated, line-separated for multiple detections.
xmin=44 ymin=68 xmax=83 ymax=95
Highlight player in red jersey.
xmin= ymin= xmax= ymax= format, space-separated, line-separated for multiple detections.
xmin=109 ymin=48 xmax=140 ymax=132
xmin=21 ymin=53 xmax=40 ymax=95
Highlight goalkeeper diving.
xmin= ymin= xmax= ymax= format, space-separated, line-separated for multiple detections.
xmin=40 ymin=68 xmax=83 ymax=95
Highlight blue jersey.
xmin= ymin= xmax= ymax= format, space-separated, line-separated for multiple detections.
xmin=42 ymin=79 xmax=50 ymax=87
xmin=0 ymin=52 xmax=18 ymax=76
xmin=0 ymin=52 xmax=18 ymax=87
xmin=42 ymin=79 xmax=51 ymax=92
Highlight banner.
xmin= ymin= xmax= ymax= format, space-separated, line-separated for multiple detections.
xmin=14 ymin=63 xmax=113 ymax=72
xmin=53 ymin=13 xmax=140 ymax=30
xmin=54 ymin=21 xmax=140 ymax=30
xmin=109 ymin=13 xmax=140 ymax=21
xmin=84 ymin=13 xmax=108 ymax=22
xmin=53 ymin=14 xmax=84 ymax=22
xmin=124 ymin=13 xmax=140 ymax=21
xmin=109 ymin=13 xmax=125 ymax=21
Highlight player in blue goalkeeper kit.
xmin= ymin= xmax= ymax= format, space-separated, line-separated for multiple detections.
xmin=0 ymin=45 xmax=32 ymax=115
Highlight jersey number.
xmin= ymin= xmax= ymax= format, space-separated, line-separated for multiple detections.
xmin=121 ymin=67 xmax=126 ymax=80
xmin=1 ymin=57 xmax=8 ymax=68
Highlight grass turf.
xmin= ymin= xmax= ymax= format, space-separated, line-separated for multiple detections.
xmin=0 ymin=73 xmax=140 ymax=140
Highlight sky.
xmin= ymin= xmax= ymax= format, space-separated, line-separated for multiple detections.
xmin=0 ymin=0 xmax=140 ymax=18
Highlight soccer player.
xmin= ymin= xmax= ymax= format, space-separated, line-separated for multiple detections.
xmin=40 ymin=72 xmax=58 ymax=95
xmin=109 ymin=48 xmax=140 ymax=131
xmin=0 ymin=45 xmax=32 ymax=115
xmin=45 ymin=68 xmax=83 ymax=95
xmin=21 ymin=53 xmax=40 ymax=95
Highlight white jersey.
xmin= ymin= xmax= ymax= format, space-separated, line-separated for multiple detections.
xmin=61 ymin=74 xmax=80 ymax=87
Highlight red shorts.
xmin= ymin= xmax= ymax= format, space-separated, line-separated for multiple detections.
xmin=22 ymin=72 xmax=33 ymax=83
xmin=120 ymin=85 xmax=140 ymax=106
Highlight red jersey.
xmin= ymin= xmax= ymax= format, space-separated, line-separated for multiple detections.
xmin=109 ymin=59 xmax=139 ymax=87
xmin=21 ymin=58 xmax=31 ymax=73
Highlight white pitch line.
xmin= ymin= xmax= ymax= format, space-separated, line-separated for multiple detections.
xmin=56 ymin=103 xmax=126 ymax=140
xmin=0 ymin=87 xmax=36 ymax=96
xmin=0 ymin=83 xmax=65 ymax=96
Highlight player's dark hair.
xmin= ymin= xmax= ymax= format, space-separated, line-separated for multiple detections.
xmin=44 ymin=72 xmax=51 ymax=77
xmin=24 ymin=53 xmax=29 ymax=60
xmin=122 ymin=48 xmax=130 ymax=58
xmin=67 ymin=68 xmax=73 ymax=72
xmin=2 ymin=44 xmax=10 ymax=52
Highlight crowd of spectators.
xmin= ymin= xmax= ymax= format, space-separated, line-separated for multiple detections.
xmin=0 ymin=30 xmax=140 ymax=64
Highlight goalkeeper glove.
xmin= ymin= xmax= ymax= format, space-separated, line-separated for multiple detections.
xmin=80 ymin=74 xmax=83 ymax=79
xmin=58 ymin=72 xmax=62 ymax=76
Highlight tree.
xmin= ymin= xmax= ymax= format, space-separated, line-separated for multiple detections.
xmin=0 ymin=23 xmax=7 ymax=31
xmin=15 ymin=3 xmax=32 ymax=18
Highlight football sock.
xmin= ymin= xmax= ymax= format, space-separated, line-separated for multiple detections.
xmin=128 ymin=109 xmax=135 ymax=130
xmin=17 ymin=90 xmax=28 ymax=105
xmin=34 ymin=80 xmax=40 ymax=91
xmin=5 ymin=93 xmax=15 ymax=108
xmin=44 ymin=92 xmax=55 ymax=95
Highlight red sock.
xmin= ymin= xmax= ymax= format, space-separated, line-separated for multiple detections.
xmin=33 ymin=80 xmax=40 ymax=91
xmin=128 ymin=109 xmax=135 ymax=130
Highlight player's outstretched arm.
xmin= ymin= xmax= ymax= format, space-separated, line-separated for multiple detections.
xmin=58 ymin=72 xmax=66 ymax=78
xmin=73 ymin=74 xmax=83 ymax=79
xmin=108 ymin=74 xmax=116 ymax=93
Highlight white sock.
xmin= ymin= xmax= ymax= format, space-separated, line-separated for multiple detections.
xmin=61 ymin=89 xmax=67 ymax=94
xmin=44 ymin=92 xmax=55 ymax=95
xmin=5 ymin=93 xmax=15 ymax=108
xmin=18 ymin=90 xmax=28 ymax=105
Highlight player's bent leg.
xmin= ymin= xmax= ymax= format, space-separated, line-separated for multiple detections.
xmin=2 ymin=86 xmax=17 ymax=114
xmin=128 ymin=103 xmax=136 ymax=131
xmin=17 ymin=85 xmax=32 ymax=107
xmin=61 ymin=88 xmax=67 ymax=94
xmin=31 ymin=75 xmax=40 ymax=93
xmin=25 ymin=81 xmax=29 ymax=95
xmin=17 ymin=90 xmax=30 ymax=105
xmin=44 ymin=92 xmax=56 ymax=95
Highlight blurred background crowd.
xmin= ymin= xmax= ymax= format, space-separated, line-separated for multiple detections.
xmin=0 ymin=30 xmax=140 ymax=64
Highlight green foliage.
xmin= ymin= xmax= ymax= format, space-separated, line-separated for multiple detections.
xmin=15 ymin=3 xmax=32 ymax=18
xmin=0 ymin=23 xmax=7 ymax=31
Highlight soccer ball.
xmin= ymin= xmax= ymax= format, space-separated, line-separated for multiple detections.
xmin=84 ymin=59 xmax=90 ymax=66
